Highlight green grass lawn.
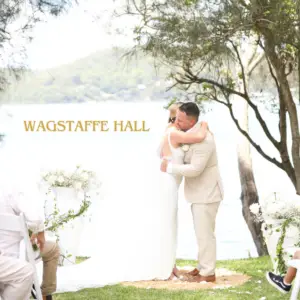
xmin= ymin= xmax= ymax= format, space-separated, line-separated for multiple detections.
xmin=53 ymin=256 xmax=290 ymax=300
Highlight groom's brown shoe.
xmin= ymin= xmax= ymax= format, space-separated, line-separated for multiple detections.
xmin=187 ymin=268 xmax=199 ymax=276
xmin=188 ymin=274 xmax=216 ymax=283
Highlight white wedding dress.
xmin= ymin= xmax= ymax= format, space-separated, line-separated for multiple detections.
xmin=54 ymin=128 xmax=184 ymax=293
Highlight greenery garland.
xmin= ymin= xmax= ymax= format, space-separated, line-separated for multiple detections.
xmin=44 ymin=187 xmax=91 ymax=234
xmin=250 ymin=196 xmax=300 ymax=275
xmin=30 ymin=187 xmax=91 ymax=254
xmin=275 ymin=219 xmax=292 ymax=274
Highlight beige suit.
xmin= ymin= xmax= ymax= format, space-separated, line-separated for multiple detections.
xmin=170 ymin=131 xmax=224 ymax=276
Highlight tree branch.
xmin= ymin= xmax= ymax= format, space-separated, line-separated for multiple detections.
xmin=179 ymin=63 xmax=281 ymax=151
xmin=230 ymin=40 xmax=248 ymax=95
xmin=218 ymin=91 xmax=284 ymax=170
xmin=176 ymin=69 xmax=247 ymax=99
xmin=247 ymin=53 xmax=265 ymax=77
xmin=266 ymin=55 xmax=279 ymax=91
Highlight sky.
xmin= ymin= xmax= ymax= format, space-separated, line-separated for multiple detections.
xmin=5 ymin=1 xmax=137 ymax=70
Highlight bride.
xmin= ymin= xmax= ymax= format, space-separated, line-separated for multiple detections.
xmin=54 ymin=103 xmax=208 ymax=293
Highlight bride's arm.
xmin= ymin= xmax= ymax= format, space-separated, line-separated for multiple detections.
xmin=170 ymin=122 xmax=208 ymax=144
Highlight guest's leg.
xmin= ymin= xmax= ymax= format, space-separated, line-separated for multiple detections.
xmin=284 ymin=251 xmax=300 ymax=284
xmin=0 ymin=254 xmax=34 ymax=300
xmin=40 ymin=241 xmax=60 ymax=298
xmin=191 ymin=201 xmax=220 ymax=277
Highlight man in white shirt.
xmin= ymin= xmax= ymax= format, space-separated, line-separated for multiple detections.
xmin=0 ymin=253 xmax=34 ymax=300
xmin=0 ymin=183 xmax=60 ymax=300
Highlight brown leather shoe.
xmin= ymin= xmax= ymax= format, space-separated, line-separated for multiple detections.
xmin=188 ymin=274 xmax=216 ymax=283
xmin=187 ymin=268 xmax=199 ymax=276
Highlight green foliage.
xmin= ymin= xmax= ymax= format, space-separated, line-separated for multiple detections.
xmin=275 ymin=219 xmax=292 ymax=274
xmin=2 ymin=49 xmax=185 ymax=104
xmin=0 ymin=0 xmax=77 ymax=91
xmin=163 ymin=97 xmax=179 ymax=109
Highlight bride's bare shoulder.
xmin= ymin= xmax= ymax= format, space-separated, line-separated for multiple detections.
xmin=165 ymin=124 xmax=178 ymax=132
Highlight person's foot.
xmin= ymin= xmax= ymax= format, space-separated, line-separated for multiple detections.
xmin=186 ymin=274 xmax=216 ymax=283
xmin=187 ymin=268 xmax=199 ymax=276
xmin=167 ymin=272 xmax=176 ymax=281
xmin=266 ymin=272 xmax=291 ymax=294
xmin=172 ymin=266 xmax=182 ymax=278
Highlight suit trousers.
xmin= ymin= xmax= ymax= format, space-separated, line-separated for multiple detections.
xmin=191 ymin=201 xmax=221 ymax=276
xmin=40 ymin=241 xmax=60 ymax=296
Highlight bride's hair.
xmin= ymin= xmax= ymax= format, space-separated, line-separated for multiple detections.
xmin=168 ymin=102 xmax=183 ymax=123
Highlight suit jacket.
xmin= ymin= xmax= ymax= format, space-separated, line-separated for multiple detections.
xmin=171 ymin=131 xmax=224 ymax=204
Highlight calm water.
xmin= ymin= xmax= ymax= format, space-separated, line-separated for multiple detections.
xmin=0 ymin=102 xmax=295 ymax=260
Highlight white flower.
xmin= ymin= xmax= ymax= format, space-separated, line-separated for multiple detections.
xmin=41 ymin=171 xmax=48 ymax=177
xmin=81 ymin=172 xmax=89 ymax=180
xmin=48 ymin=175 xmax=57 ymax=185
xmin=73 ymin=181 xmax=82 ymax=190
xmin=181 ymin=144 xmax=190 ymax=152
xmin=57 ymin=176 xmax=65 ymax=183
xmin=249 ymin=203 xmax=260 ymax=215
xmin=267 ymin=202 xmax=283 ymax=216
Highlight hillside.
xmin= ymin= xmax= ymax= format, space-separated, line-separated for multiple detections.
xmin=1 ymin=48 xmax=183 ymax=104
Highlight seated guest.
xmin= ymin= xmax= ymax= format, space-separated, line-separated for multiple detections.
xmin=0 ymin=252 xmax=34 ymax=300
xmin=266 ymin=250 xmax=300 ymax=294
xmin=0 ymin=182 xmax=60 ymax=300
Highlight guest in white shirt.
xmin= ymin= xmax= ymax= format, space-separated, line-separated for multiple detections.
xmin=0 ymin=251 xmax=34 ymax=300
xmin=0 ymin=182 xmax=60 ymax=300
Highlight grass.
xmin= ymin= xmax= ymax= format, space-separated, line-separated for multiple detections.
xmin=53 ymin=256 xmax=290 ymax=300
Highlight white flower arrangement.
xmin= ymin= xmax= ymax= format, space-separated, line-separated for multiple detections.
xmin=40 ymin=165 xmax=102 ymax=265
xmin=42 ymin=165 xmax=101 ymax=191
xmin=250 ymin=193 xmax=300 ymax=274
xmin=250 ymin=194 xmax=300 ymax=226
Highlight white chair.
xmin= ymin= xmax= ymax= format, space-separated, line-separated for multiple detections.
xmin=0 ymin=213 xmax=43 ymax=300
xmin=287 ymin=259 xmax=300 ymax=300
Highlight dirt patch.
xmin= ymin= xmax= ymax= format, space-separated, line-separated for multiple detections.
xmin=121 ymin=267 xmax=251 ymax=291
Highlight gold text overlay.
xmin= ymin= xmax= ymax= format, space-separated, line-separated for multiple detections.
xmin=23 ymin=120 xmax=150 ymax=132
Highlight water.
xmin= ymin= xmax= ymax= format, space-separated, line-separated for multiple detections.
xmin=0 ymin=101 xmax=294 ymax=261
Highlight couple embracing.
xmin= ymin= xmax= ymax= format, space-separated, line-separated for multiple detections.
xmin=159 ymin=101 xmax=224 ymax=282
xmin=55 ymin=102 xmax=224 ymax=291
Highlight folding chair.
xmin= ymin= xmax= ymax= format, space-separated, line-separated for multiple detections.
xmin=287 ymin=259 xmax=300 ymax=300
xmin=0 ymin=213 xmax=43 ymax=300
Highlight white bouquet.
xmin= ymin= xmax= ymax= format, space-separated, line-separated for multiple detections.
xmin=41 ymin=165 xmax=101 ymax=191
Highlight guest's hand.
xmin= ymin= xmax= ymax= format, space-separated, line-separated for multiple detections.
xmin=36 ymin=232 xmax=46 ymax=252
xmin=30 ymin=233 xmax=37 ymax=245
xmin=160 ymin=159 xmax=168 ymax=172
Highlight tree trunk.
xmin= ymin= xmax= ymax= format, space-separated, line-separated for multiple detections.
xmin=261 ymin=32 xmax=300 ymax=193
xmin=237 ymin=98 xmax=269 ymax=256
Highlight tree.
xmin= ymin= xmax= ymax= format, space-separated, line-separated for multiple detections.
xmin=0 ymin=0 xmax=77 ymax=90
xmin=235 ymin=43 xmax=268 ymax=256
xmin=120 ymin=0 xmax=300 ymax=196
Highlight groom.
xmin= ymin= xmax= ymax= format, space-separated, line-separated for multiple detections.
xmin=161 ymin=102 xmax=224 ymax=283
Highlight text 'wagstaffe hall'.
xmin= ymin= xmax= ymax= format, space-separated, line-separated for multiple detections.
xmin=23 ymin=120 xmax=150 ymax=132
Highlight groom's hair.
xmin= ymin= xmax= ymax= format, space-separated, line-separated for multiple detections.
xmin=178 ymin=102 xmax=200 ymax=121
